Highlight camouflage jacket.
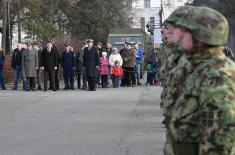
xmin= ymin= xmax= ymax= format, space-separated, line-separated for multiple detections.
xmin=170 ymin=48 xmax=235 ymax=155
xmin=158 ymin=44 xmax=173 ymax=82
xmin=160 ymin=46 xmax=182 ymax=110
xmin=164 ymin=54 xmax=193 ymax=115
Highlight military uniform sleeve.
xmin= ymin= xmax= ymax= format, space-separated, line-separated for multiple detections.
xmin=199 ymin=62 xmax=235 ymax=155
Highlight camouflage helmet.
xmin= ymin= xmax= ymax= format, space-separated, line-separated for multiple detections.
xmin=163 ymin=5 xmax=195 ymax=27
xmin=175 ymin=6 xmax=229 ymax=46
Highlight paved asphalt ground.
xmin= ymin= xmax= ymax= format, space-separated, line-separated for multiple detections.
xmin=0 ymin=85 xmax=165 ymax=155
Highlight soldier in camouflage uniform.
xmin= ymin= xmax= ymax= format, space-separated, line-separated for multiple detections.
xmin=158 ymin=6 xmax=190 ymax=109
xmin=157 ymin=26 xmax=171 ymax=108
xmin=168 ymin=6 xmax=235 ymax=155
xmin=160 ymin=6 xmax=196 ymax=155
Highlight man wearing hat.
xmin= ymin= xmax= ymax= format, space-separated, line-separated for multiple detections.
xmin=165 ymin=6 xmax=235 ymax=155
xmin=61 ymin=44 xmax=75 ymax=90
xmin=83 ymin=39 xmax=100 ymax=91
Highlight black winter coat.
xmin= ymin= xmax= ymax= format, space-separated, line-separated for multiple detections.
xmin=83 ymin=47 xmax=100 ymax=77
xmin=11 ymin=48 xmax=25 ymax=69
xmin=75 ymin=52 xmax=82 ymax=73
xmin=0 ymin=52 xmax=5 ymax=70
xmin=40 ymin=48 xmax=58 ymax=71
xmin=61 ymin=51 xmax=75 ymax=77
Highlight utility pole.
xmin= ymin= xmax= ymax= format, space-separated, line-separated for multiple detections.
xmin=159 ymin=0 xmax=163 ymax=27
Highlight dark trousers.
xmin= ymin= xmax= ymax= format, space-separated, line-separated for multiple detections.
xmin=101 ymin=75 xmax=108 ymax=87
xmin=64 ymin=74 xmax=74 ymax=89
xmin=48 ymin=70 xmax=59 ymax=90
xmin=55 ymin=69 xmax=60 ymax=90
xmin=36 ymin=69 xmax=42 ymax=89
xmin=124 ymin=67 xmax=136 ymax=86
xmin=121 ymin=67 xmax=125 ymax=86
xmin=0 ymin=70 xmax=6 ymax=90
xmin=82 ymin=68 xmax=87 ymax=88
xmin=26 ymin=77 xmax=36 ymax=90
xmin=87 ymin=77 xmax=97 ymax=91
xmin=147 ymin=73 xmax=155 ymax=85
xmin=44 ymin=70 xmax=55 ymax=91
xmin=77 ymin=72 xmax=81 ymax=89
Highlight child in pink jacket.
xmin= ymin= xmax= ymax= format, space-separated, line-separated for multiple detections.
xmin=100 ymin=52 xmax=109 ymax=88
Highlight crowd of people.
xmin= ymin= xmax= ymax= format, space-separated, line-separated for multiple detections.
xmin=1 ymin=4 xmax=235 ymax=155
xmin=159 ymin=5 xmax=235 ymax=155
xmin=0 ymin=38 xmax=162 ymax=91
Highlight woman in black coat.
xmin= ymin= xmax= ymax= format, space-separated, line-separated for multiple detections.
xmin=83 ymin=39 xmax=100 ymax=91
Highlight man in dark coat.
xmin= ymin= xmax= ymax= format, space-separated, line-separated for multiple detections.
xmin=97 ymin=42 xmax=103 ymax=57
xmin=62 ymin=44 xmax=75 ymax=90
xmin=81 ymin=41 xmax=88 ymax=90
xmin=52 ymin=45 xmax=61 ymax=90
xmin=120 ymin=42 xmax=128 ymax=86
xmin=40 ymin=41 xmax=58 ymax=91
xmin=96 ymin=42 xmax=103 ymax=85
xmin=119 ymin=42 xmax=128 ymax=57
xmin=75 ymin=47 xmax=83 ymax=89
xmin=106 ymin=43 xmax=113 ymax=58
xmin=83 ymin=39 xmax=100 ymax=91
xmin=11 ymin=43 xmax=26 ymax=90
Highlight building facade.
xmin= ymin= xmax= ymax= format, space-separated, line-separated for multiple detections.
xmin=130 ymin=0 xmax=188 ymax=32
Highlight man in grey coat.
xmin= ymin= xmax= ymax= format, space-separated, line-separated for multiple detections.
xmin=22 ymin=43 xmax=39 ymax=91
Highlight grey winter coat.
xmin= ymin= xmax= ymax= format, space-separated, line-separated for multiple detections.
xmin=22 ymin=49 xmax=39 ymax=77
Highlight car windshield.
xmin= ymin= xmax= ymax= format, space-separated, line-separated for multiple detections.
xmin=108 ymin=36 xmax=142 ymax=44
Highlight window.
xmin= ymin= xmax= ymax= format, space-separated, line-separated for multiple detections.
xmin=144 ymin=0 xmax=150 ymax=8
xmin=150 ymin=17 xmax=155 ymax=24
xmin=126 ymin=36 xmax=142 ymax=43
xmin=140 ymin=17 xmax=145 ymax=31
xmin=129 ymin=17 xmax=134 ymax=28
xmin=164 ymin=0 xmax=172 ymax=5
